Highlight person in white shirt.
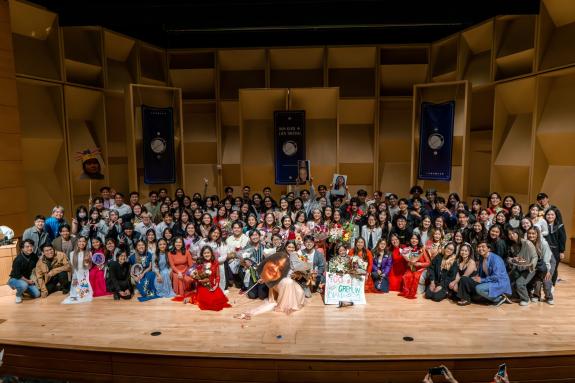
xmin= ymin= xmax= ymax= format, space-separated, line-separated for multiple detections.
xmin=109 ymin=192 xmax=132 ymax=218
xmin=135 ymin=212 xmax=156 ymax=238
xmin=225 ymin=221 xmax=249 ymax=288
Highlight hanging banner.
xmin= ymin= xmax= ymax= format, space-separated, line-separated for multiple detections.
xmin=142 ymin=105 xmax=176 ymax=184
xmin=274 ymin=110 xmax=306 ymax=185
xmin=418 ymin=101 xmax=455 ymax=181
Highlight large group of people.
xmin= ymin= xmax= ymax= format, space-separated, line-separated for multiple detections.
xmin=8 ymin=179 xmax=566 ymax=313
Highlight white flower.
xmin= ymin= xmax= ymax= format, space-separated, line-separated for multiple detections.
xmin=205 ymin=269 xmax=212 ymax=275
xmin=205 ymin=263 xmax=211 ymax=269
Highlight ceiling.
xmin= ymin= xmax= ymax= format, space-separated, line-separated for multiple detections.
xmin=29 ymin=0 xmax=541 ymax=48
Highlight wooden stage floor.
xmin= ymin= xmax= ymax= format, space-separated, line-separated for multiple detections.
xmin=1 ymin=264 xmax=575 ymax=382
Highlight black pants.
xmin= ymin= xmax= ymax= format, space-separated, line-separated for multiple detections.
xmin=425 ymin=285 xmax=449 ymax=302
xmin=225 ymin=261 xmax=243 ymax=289
xmin=247 ymin=282 xmax=268 ymax=300
xmin=551 ymin=251 xmax=560 ymax=286
xmin=458 ymin=276 xmax=479 ymax=302
xmin=45 ymin=271 xmax=70 ymax=294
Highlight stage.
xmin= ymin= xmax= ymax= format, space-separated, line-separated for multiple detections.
xmin=1 ymin=265 xmax=575 ymax=382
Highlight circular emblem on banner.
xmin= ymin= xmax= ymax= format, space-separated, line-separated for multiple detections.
xmin=427 ymin=133 xmax=445 ymax=151
xmin=282 ymin=141 xmax=298 ymax=156
xmin=150 ymin=137 xmax=167 ymax=154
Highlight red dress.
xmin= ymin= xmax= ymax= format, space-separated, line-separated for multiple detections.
xmin=399 ymin=247 xmax=430 ymax=299
xmin=168 ymin=250 xmax=194 ymax=296
xmin=190 ymin=261 xmax=231 ymax=311
xmin=89 ymin=249 xmax=111 ymax=297
xmin=388 ymin=247 xmax=407 ymax=292
xmin=348 ymin=249 xmax=376 ymax=293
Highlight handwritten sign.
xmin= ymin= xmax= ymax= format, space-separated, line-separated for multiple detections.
xmin=324 ymin=272 xmax=366 ymax=305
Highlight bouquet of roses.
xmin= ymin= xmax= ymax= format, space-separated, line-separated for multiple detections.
xmin=341 ymin=222 xmax=355 ymax=245
xmin=328 ymin=254 xmax=350 ymax=274
xmin=346 ymin=206 xmax=365 ymax=224
xmin=311 ymin=224 xmax=329 ymax=242
xmin=349 ymin=254 xmax=368 ymax=276
xmin=190 ymin=263 xmax=213 ymax=288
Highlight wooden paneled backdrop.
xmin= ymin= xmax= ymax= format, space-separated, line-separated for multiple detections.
xmin=0 ymin=0 xmax=574 ymax=263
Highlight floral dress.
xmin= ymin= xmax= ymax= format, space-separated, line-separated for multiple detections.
xmin=62 ymin=251 xmax=93 ymax=304
xmin=129 ymin=252 xmax=160 ymax=302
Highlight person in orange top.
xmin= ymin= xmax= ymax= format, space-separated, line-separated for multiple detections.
xmin=348 ymin=236 xmax=376 ymax=293
xmin=168 ymin=236 xmax=194 ymax=297
xmin=399 ymin=233 xmax=430 ymax=299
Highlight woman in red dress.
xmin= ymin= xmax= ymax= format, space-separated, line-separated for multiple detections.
xmin=348 ymin=237 xmax=376 ymax=293
xmin=89 ymin=237 xmax=111 ymax=297
xmin=168 ymin=237 xmax=194 ymax=297
xmin=399 ymin=233 xmax=430 ymax=299
xmin=190 ymin=246 xmax=231 ymax=311
xmin=388 ymin=233 xmax=407 ymax=292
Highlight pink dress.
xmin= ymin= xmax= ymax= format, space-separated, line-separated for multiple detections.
xmin=89 ymin=250 xmax=110 ymax=297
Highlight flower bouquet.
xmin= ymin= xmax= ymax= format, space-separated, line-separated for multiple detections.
xmin=349 ymin=254 xmax=368 ymax=276
xmin=400 ymin=247 xmax=422 ymax=272
xmin=328 ymin=254 xmax=350 ymax=274
xmin=328 ymin=225 xmax=344 ymax=244
xmin=311 ymin=224 xmax=329 ymax=242
xmin=190 ymin=263 xmax=213 ymax=288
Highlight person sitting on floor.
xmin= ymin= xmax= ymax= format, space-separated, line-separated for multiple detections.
xmin=35 ymin=243 xmax=71 ymax=298
xmin=425 ymin=242 xmax=458 ymax=302
xmin=8 ymin=239 xmax=41 ymax=303
xmin=457 ymin=240 xmax=511 ymax=306
xmin=106 ymin=249 xmax=133 ymax=300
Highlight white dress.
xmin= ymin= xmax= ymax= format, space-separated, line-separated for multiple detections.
xmin=62 ymin=251 xmax=93 ymax=304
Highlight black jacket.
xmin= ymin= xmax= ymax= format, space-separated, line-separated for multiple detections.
xmin=428 ymin=255 xmax=458 ymax=289
xmin=9 ymin=252 xmax=39 ymax=280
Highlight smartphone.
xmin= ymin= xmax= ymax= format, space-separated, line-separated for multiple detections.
xmin=428 ymin=366 xmax=445 ymax=376
xmin=497 ymin=363 xmax=507 ymax=377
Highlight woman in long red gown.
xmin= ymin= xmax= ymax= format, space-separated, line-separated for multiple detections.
xmin=399 ymin=233 xmax=430 ymax=299
xmin=348 ymin=237 xmax=376 ymax=293
xmin=89 ymin=237 xmax=111 ymax=297
xmin=190 ymin=246 xmax=231 ymax=311
xmin=388 ymin=233 xmax=407 ymax=292
xmin=168 ymin=237 xmax=194 ymax=297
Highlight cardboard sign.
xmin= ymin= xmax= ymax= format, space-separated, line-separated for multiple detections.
xmin=324 ymin=272 xmax=366 ymax=305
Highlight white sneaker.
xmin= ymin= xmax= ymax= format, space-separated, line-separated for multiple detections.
xmin=531 ymin=297 xmax=539 ymax=303
xmin=519 ymin=300 xmax=530 ymax=306
xmin=15 ymin=296 xmax=22 ymax=304
xmin=547 ymin=299 xmax=555 ymax=305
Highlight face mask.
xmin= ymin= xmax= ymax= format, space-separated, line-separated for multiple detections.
xmin=78 ymin=213 xmax=87 ymax=219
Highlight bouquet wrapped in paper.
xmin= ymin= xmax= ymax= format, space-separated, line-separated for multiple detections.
xmin=349 ymin=254 xmax=368 ymax=276
xmin=328 ymin=254 xmax=350 ymax=274
xmin=311 ymin=223 xmax=329 ymax=242
xmin=400 ymin=247 xmax=422 ymax=272
xmin=190 ymin=263 xmax=213 ymax=288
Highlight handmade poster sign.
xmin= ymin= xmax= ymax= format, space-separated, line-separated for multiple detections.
xmin=296 ymin=160 xmax=311 ymax=185
xmin=331 ymin=174 xmax=347 ymax=197
xmin=75 ymin=148 xmax=105 ymax=180
xmin=324 ymin=272 xmax=366 ymax=305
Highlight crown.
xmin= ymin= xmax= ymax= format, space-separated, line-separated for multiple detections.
xmin=75 ymin=148 xmax=101 ymax=162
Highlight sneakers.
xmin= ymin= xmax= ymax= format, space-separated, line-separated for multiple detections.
xmin=547 ymin=299 xmax=555 ymax=305
xmin=495 ymin=296 xmax=507 ymax=307
xmin=15 ymin=295 xmax=22 ymax=304
xmin=457 ymin=300 xmax=471 ymax=306
xmin=519 ymin=300 xmax=530 ymax=306
xmin=531 ymin=297 xmax=539 ymax=303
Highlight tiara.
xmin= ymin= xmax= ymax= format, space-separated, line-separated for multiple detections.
xmin=75 ymin=148 xmax=101 ymax=162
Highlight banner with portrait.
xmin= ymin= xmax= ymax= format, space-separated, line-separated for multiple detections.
xmin=417 ymin=101 xmax=455 ymax=181
xmin=274 ymin=110 xmax=306 ymax=185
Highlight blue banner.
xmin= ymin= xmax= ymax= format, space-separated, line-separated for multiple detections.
xmin=418 ymin=101 xmax=455 ymax=181
xmin=274 ymin=111 xmax=306 ymax=185
xmin=142 ymin=106 xmax=176 ymax=184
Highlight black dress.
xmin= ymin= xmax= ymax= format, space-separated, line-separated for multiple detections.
xmin=425 ymin=255 xmax=458 ymax=302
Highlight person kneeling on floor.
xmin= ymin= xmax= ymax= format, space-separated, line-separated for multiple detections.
xmin=35 ymin=243 xmax=71 ymax=298
xmin=457 ymin=240 xmax=511 ymax=306
xmin=8 ymin=239 xmax=41 ymax=303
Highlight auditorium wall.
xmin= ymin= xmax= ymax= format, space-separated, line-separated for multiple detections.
xmin=2 ymin=0 xmax=575 ymax=261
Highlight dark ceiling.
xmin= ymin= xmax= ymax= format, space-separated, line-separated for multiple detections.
xmin=30 ymin=0 xmax=540 ymax=48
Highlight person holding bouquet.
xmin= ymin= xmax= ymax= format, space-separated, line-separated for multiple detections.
xmin=348 ymin=237 xmax=375 ymax=293
xmin=399 ymin=233 xmax=430 ymax=299
xmin=188 ymin=246 xmax=231 ymax=311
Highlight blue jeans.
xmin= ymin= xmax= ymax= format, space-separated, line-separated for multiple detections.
xmin=8 ymin=278 xmax=40 ymax=298
xmin=475 ymin=283 xmax=498 ymax=302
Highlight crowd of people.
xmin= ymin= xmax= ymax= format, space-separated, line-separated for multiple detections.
xmin=8 ymin=179 xmax=566 ymax=312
